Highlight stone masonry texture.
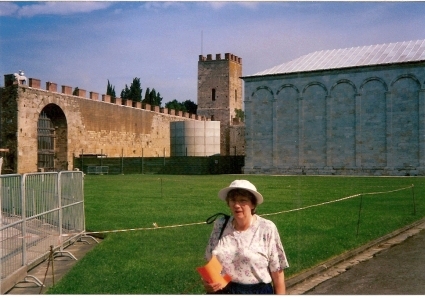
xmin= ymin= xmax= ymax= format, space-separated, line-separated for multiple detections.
xmin=197 ymin=53 xmax=244 ymax=155
xmin=0 ymin=84 xmax=201 ymax=173
xmin=243 ymin=62 xmax=425 ymax=176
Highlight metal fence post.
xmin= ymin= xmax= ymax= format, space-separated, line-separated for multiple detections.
xmin=21 ymin=174 xmax=27 ymax=268
xmin=121 ymin=148 xmax=124 ymax=175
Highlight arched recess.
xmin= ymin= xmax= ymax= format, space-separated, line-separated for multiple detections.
xmin=329 ymin=80 xmax=356 ymax=167
xmin=249 ymin=87 xmax=274 ymax=168
xmin=389 ymin=75 xmax=421 ymax=168
xmin=301 ymin=82 xmax=328 ymax=167
xmin=276 ymin=84 xmax=300 ymax=167
xmin=359 ymin=77 xmax=387 ymax=168
xmin=38 ymin=104 xmax=68 ymax=171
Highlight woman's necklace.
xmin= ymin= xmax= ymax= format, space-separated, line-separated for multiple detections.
xmin=233 ymin=215 xmax=254 ymax=232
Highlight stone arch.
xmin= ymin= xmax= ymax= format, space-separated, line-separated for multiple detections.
xmin=302 ymin=81 xmax=328 ymax=96
xmin=331 ymin=79 xmax=358 ymax=95
xmin=251 ymin=86 xmax=274 ymax=98
xmin=390 ymin=74 xmax=421 ymax=88
xmin=38 ymin=104 xmax=68 ymax=171
xmin=276 ymin=84 xmax=300 ymax=96
xmin=360 ymin=77 xmax=388 ymax=93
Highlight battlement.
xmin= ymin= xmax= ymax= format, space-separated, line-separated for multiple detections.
xmin=3 ymin=74 xmax=207 ymax=121
xmin=198 ymin=53 xmax=242 ymax=64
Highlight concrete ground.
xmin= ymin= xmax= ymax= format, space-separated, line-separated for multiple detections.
xmin=304 ymin=227 xmax=425 ymax=294
xmin=5 ymin=236 xmax=100 ymax=294
xmin=287 ymin=218 xmax=425 ymax=295
xmin=5 ymin=218 xmax=425 ymax=295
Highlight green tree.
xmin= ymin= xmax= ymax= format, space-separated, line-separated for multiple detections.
xmin=183 ymin=100 xmax=197 ymax=114
xmin=143 ymin=87 xmax=151 ymax=104
xmin=72 ymin=87 xmax=79 ymax=96
xmin=129 ymin=77 xmax=142 ymax=102
xmin=143 ymin=88 xmax=162 ymax=107
xmin=120 ymin=84 xmax=130 ymax=99
xmin=165 ymin=99 xmax=186 ymax=112
xmin=106 ymin=80 xmax=116 ymax=101
xmin=235 ymin=108 xmax=245 ymax=122
xmin=153 ymin=90 xmax=163 ymax=107
xmin=121 ymin=78 xmax=142 ymax=102
xmin=150 ymin=88 xmax=157 ymax=105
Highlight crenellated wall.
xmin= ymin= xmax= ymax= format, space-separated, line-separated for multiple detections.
xmin=0 ymin=76 xmax=209 ymax=173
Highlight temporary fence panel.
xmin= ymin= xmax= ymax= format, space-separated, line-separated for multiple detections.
xmin=0 ymin=175 xmax=24 ymax=281
xmin=58 ymin=171 xmax=85 ymax=250
xmin=22 ymin=172 xmax=60 ymax=266
xmin=0 ymin=171 xmax=85 ymax=294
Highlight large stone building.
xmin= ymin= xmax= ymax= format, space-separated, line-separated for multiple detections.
xmin=242 ymin=39 xmax=425 ymax=176
xmin=197 ymin=53 xmax=245 ymax=156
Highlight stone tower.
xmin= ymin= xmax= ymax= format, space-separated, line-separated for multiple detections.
xmin=197 ymin=53 xmax=243 ymax=155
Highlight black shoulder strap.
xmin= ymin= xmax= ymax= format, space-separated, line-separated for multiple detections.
xmin=206 ymin=212 xmax=230 ymax=240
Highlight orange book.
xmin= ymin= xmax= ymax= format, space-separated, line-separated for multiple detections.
xmin=197 ymin=255 xmax=232 ymax=288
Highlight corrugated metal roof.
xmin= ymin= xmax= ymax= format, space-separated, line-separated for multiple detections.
xmin=249 ymin=39 xmax=425 ymax=77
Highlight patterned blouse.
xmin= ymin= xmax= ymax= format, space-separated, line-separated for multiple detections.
xmin=205 ymin=215 xmax=289 ymax=284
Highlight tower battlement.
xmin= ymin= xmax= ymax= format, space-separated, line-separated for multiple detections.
xmin=199 ymin=53 xmax=242 ymax=64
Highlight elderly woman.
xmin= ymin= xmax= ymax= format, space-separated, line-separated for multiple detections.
xmin=203 ymin=180 xmax=289 ymax=294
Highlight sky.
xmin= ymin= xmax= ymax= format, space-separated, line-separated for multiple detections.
xmin=1 ymin=1 xmax=425 ymax=105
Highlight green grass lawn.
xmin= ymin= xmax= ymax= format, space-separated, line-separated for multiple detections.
xmin=48 ymin=175 xmax=425 ymax=294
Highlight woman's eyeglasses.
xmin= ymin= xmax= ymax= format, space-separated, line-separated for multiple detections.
xmin=228 ymin=198 xmax=251 ymax=205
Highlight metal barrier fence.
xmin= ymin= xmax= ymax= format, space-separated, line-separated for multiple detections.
xmin=87 ymin=166 xmax=109 ymax=175
xmin=0 ymin=171 xmax=85 ymax=294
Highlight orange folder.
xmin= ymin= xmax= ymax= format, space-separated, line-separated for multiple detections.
xmin=197 ymin=255 xmax=232 ymax=287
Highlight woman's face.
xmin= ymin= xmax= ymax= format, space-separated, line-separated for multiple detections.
xmin=228 ymin=194 xmax=255 ymax=219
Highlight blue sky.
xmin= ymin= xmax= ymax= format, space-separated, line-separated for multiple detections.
xmin=1 ymin=1 xmax=425 ymax=104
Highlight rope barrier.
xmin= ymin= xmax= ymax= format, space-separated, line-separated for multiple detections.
xmin=87 ymin=221 xmax=207 ymax=235
xmin=85 ymin=184 xmax=414 ymax=235
xmin=6 ymin=184 xmax=414 ymax=239
xmin=261 ymin=184 xmax=414 ymax=217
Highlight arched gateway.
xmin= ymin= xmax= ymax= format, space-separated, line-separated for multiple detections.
xmin=37 ymin=104 xmax=68 ymax=171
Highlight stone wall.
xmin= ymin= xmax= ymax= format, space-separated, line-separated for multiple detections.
xmin=243 ymin=62 xmax=425 ymax=176
xmin=0 ymin=78 xmax=206 ymax=174
xmin=229 ymin=124 xmax=245 ymax=156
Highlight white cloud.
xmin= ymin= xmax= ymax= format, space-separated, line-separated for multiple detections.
xmin=142 ymin=1 xmax=185 ymax=12
xmin=16 ymin=2 xmax=112 ymax=17
xmin=0 ymin=2 xmax=19 ymax=16
xmin=205 ymin=2 xmax=229 ymax=10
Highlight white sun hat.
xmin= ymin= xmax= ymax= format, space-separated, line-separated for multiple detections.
xmin=218 ymin=180 xmax=264 ymax=205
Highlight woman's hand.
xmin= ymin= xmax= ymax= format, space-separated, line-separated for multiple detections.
xmin=202 ymin=279 xmax=224 ymax=293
